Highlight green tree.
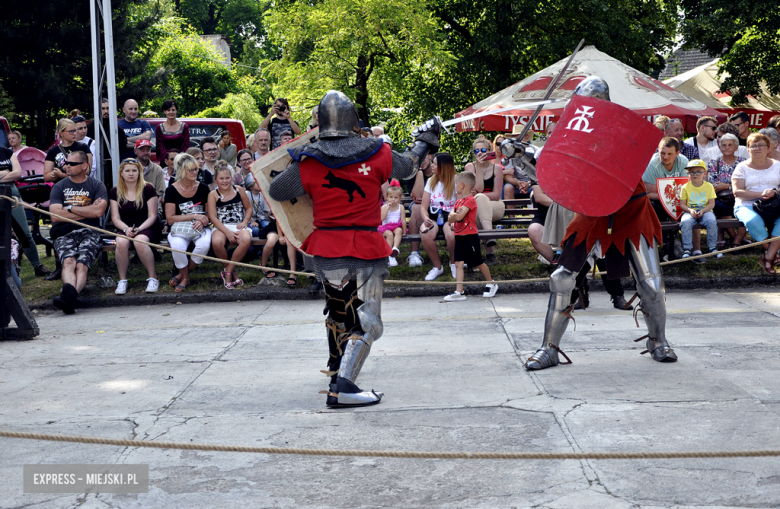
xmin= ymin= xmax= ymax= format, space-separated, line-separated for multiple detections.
xmin=681 ymin=0 xmax=780 ymax=104
xmin=263 ymin=0 xmax=452 ymax=126
xmin=196 ymin=92 xmax=263 ymax=132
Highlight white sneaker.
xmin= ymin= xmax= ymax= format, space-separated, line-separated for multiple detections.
xmin=146 ymin=278 xmax=159 ymax=293
xmin=483 ymin=283 xmax=498 ymax=298
xmin=711 ymin=249 xmax=724 ymax=259
xmin=425 ymin=266 xmax=445 ymax=281
xmin=388 ymin=256 xmax=398 ymax=267
xmin=391 ymin=246 xmax=400 ymax=257
xmin=408 ymin=251 xmax=423 ymax=267
xmin=115 ymin=280 xmax=128 ymax=295
xmin=444 ymin=291 xmax=466 ymax=302
xmin=450 ymin=263 xmax=457 ymax=278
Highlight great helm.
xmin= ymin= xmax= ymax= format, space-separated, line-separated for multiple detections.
xmin=574 ymin=76 xmax=611 ymax=102
xmin=318 ymin=90 xmax=361 ymax=139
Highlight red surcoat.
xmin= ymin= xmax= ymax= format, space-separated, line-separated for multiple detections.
xmin=299 ymin=144 xmax=393 ymax=259
xmin=563 ymin=181 xmax=663 ymax=254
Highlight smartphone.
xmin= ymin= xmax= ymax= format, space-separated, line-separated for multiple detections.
xmin=485 ymin=151 xmax=496 ymax=160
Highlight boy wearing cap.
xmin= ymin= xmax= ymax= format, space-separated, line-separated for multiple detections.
xmin=680 ymin=159 xmax=722 ymax=261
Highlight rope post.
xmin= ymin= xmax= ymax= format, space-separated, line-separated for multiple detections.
xmin=0 ymin=185 xmax=39 ymax=340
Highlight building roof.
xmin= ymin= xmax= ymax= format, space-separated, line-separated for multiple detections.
xmin=659 ymin=49 xmax=721 ymax=80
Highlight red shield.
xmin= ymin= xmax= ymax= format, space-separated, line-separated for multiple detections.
xmin=656 ymin=176 xmax=690 ymax=221
xmin=537 ymin=95 xmax=663 ymax=217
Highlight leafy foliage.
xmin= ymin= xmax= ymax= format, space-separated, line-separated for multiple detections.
xmin=196 ymin=92 xmax=263 ymax=132
xmin=681 ymin=0 xmax=780 ymax=103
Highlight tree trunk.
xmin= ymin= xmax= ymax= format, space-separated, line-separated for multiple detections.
xmin=354 ymin=54 xmax=370 ymax=129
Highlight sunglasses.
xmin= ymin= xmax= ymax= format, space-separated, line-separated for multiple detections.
xmin=63 ymin=161 xmax=86 ymax=166
xmin=474 ymin=148 xmax=489 ymax=154
xmin=122 ymin=158 xmax=138 ymax=163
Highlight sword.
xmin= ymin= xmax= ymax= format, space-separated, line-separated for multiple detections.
xmin=441 ymin=99 xmax=562 ymax=129
xmin=512 ymin=38 xmax=585 ymax=141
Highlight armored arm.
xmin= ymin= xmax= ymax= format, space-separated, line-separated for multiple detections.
xmin=392 ymin=117 xmax=443 ymax=180
xmin=269 ymin=160 xmax=307 ymax=201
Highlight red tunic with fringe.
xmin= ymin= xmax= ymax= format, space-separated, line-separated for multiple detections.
xmin=562 ymin=181 xmax=663 ymax=254
xmin=299 ymin=144 xmax=393 ymax=259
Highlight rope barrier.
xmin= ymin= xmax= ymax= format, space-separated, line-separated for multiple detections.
xmin=1 ymin=429 xmax=779 ymax=460
xmin=4 ymin=195 xmax=775 ymax=286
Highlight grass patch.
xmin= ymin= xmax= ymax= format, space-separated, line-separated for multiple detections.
xmin=18 ymin=237 xmax=770 ymax=306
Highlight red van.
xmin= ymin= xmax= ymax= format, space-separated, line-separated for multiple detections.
xmin=146 ymin=118 xmax=247 ymax=162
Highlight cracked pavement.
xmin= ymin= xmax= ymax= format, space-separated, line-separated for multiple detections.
xmin=2 ymin=288 xmax=780 ymax=508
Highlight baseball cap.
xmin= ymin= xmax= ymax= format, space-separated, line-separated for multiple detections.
xmin=134 ymin=139 xmax=152 ymax=149
xmin=685 ymin=159 xmax=706 ymax=170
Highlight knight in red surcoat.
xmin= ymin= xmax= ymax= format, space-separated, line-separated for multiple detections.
xmin=270 ymin=90 xmax=442 ymax=407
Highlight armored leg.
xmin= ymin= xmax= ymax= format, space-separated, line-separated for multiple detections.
xmin=628 ymin=237 xmax=677 ymax=363
xmin=321 ymin=270 xmax=383 ymax=407
xmin=525 ymin=266 xmax=578 ymax=370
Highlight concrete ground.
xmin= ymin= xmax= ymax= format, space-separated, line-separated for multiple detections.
xmin=2 ymin=287 xmax=780 ymax=508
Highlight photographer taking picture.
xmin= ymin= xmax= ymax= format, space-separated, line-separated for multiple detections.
xmin=260 ymin=98 xmax=301 ymax=150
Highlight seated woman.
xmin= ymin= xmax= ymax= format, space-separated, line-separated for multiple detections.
xmin=165 ymin=154 xmax=212 ymax=292
xmin=464 ymin=135 xmax=505 ymax=265
xmin=420 ymin=152 xmax=458 ymax=280
xmin=732 ymin=133 xmax=780 ymax=274
xmin=245 ymin=175 xmax=280 ymax=278
xmin=207 ymin=163 xmax=253 ymax=288
xmin=707 ymin=133 xmax=747 ymax=247
xmin=110 ymin=159 xmax=162 ymax=294
xmin=232 ymin=149 xmax=254 ymax=188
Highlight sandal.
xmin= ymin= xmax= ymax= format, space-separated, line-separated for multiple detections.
xmin=716 ymin=240 xmax=726 ymax=249
xmin=169 ymin=274 xmax=182 ymax=288
xmin=262 ymin=269 xmax=278 ymax=279
xmin=220 ymin=269 xmax=229 ymax=287
xmin=174 ymin=278 xmax=190 ymax=292
xmin=230 ymin=273 xmax=244 ymax=288
xmin=286 ymin=274 xmax=298 ymax=287
xmin=759 ymin=254 xmax=776 ymax=275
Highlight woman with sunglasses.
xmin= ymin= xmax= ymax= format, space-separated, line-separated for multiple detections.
xmin=155 ymin=100 xmax=190 ymax=168
xmin=110 ymin=159 xmax=161 ymax=294
xmin=44 ymin=119 xmax=92 ymax=183
xmin=419 ymin=152 xmax=458 ymax=280
xmin=464 ymin=136 xmax=505 ymax=265
xmin=164 ymin=153 xmax=212 ymax=291
xmin=732 ymin=133 xmax=780 ymax=274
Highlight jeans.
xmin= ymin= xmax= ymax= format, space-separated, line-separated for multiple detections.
xmin=680 ymin=210 xmax=718 ymax=251
xmin=734 ymin=205 xmax=780 ymax=242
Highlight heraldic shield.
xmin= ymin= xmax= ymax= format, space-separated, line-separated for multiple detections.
xmin=251 ymin=128 xmax=318 ymax=251
xmin=537 ymin=95 xmax=663 ymax=217
xmin=656 ymin=176 xmax=690 ymax=221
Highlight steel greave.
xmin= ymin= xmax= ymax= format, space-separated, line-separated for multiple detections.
xmin=526 ymin=266 xmax=577 ymax=370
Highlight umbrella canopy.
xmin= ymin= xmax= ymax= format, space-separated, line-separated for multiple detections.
xmin=663 ymin=59 xmax=780 ymax=130
xmin=455 ymin=46 xmax=726 ymax=134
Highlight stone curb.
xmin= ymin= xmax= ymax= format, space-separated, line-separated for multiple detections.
xmin=29 ymin=275 xmax=779 ymax=311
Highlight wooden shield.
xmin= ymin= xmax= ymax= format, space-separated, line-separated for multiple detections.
xmin=656 ymin=176 xmax=690 ymax=221
xmin=251 ymin=128 xmax=319 ymax=250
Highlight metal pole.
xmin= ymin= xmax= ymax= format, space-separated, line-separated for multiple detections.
xmin=90 ymin=0 xmax=103 ymax=183
xmin=102 ymin=0 xmax=120 ymax=188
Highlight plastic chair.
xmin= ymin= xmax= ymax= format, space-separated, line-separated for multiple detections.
xmin=15 ymin=147 xmax=55 ymax=256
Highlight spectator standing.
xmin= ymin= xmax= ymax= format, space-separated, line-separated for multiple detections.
xmin=207 ymin=165 xmax=253 ymax=289
xmin=162 ymin=148 xmax=180 ymax=187
xmin=48 ymin=151 xmax=108 ymax=314
xmin=184 ymin=147 xmax=214 ymax=188
xmin=0 ymin=146 xmax=52 ymax=276
xmin=685 ymin=116 xmax=719 ymax=154
xmin=419 ymin=152 xmax=458 ymax=280
xmin=443 ymin=172 xmax=498 ymax=301
xmin=87 ymin=99 xmax=127 ymax=183
xmin=200 ymin=137 xmax=226 ymax=187
xmin=643 ymin=137 xmax=689 ymax=221
xmin=405 ymin=153 xmax=433 ymax=267
xmin=768 ymin=115 xmax=780 ymax=138
xmin=679 ymin=159 xmax=721 ymax=261
xmin=253 ymin=128 xmax=271 ymax=160
xmin=279 ymin=130 xmax=294 ymax=146
xmin=218 ymin=131 xmax=237 ymax=167
xmin=464 ymin=135 xmax=504 ymax=265
xmin=707 ymin=133 xmax=748 ymax=246
xmin=8 ymin=130 xmax=24 ymax=152
xmin=154 ymin=99 xmax=190 ymax=168
xmin=259 ymin=98 xmax=301 ymax=150
xmin=729 ymin=112 xmax=751 ymax=146
xmin=118 ymin=99 xmax=153 ymax=159
xmin=372 ymin=126 xmax=384 ymax=137
xmin=307 ymin=105 xmax=319 ymax=132
xmin=654 ymin=115 xmax=670 ymax=131
xmin=133 ymin=140 xmax=166 ymax=200
xmin=164 ymin=154 xmax=212 ymax=292
xmin=71 ymin=114 xmax=98 ymax=178
xmin=665 ymin=118 xmax=699 ymax=161
xmin=110 ymin=159 xmax=161 ymax=294
xmin=44 ymin=119 xmax=92 ymax=183
xmin=732 ymin=133 xmax=780 ymax=273
xmin=233 ymin=149 xmax=254 ymax=187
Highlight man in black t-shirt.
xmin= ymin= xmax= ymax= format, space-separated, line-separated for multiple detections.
xmin=259 ymin=98 xmax=301 ymax=150
xmin=48 ymin=151 xmax=108 ymax=314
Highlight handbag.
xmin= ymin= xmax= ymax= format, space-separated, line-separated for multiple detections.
xmin=716 ymin=189 xmax=735 ymax=207
xmin=752 ymin=192 xmax=780 ymax=222
xmin=169 ymin=220 xmax=201 ymax=240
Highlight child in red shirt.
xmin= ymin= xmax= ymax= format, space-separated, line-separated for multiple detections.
xmin=444 ymin=172 xmax=498 ymax=301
